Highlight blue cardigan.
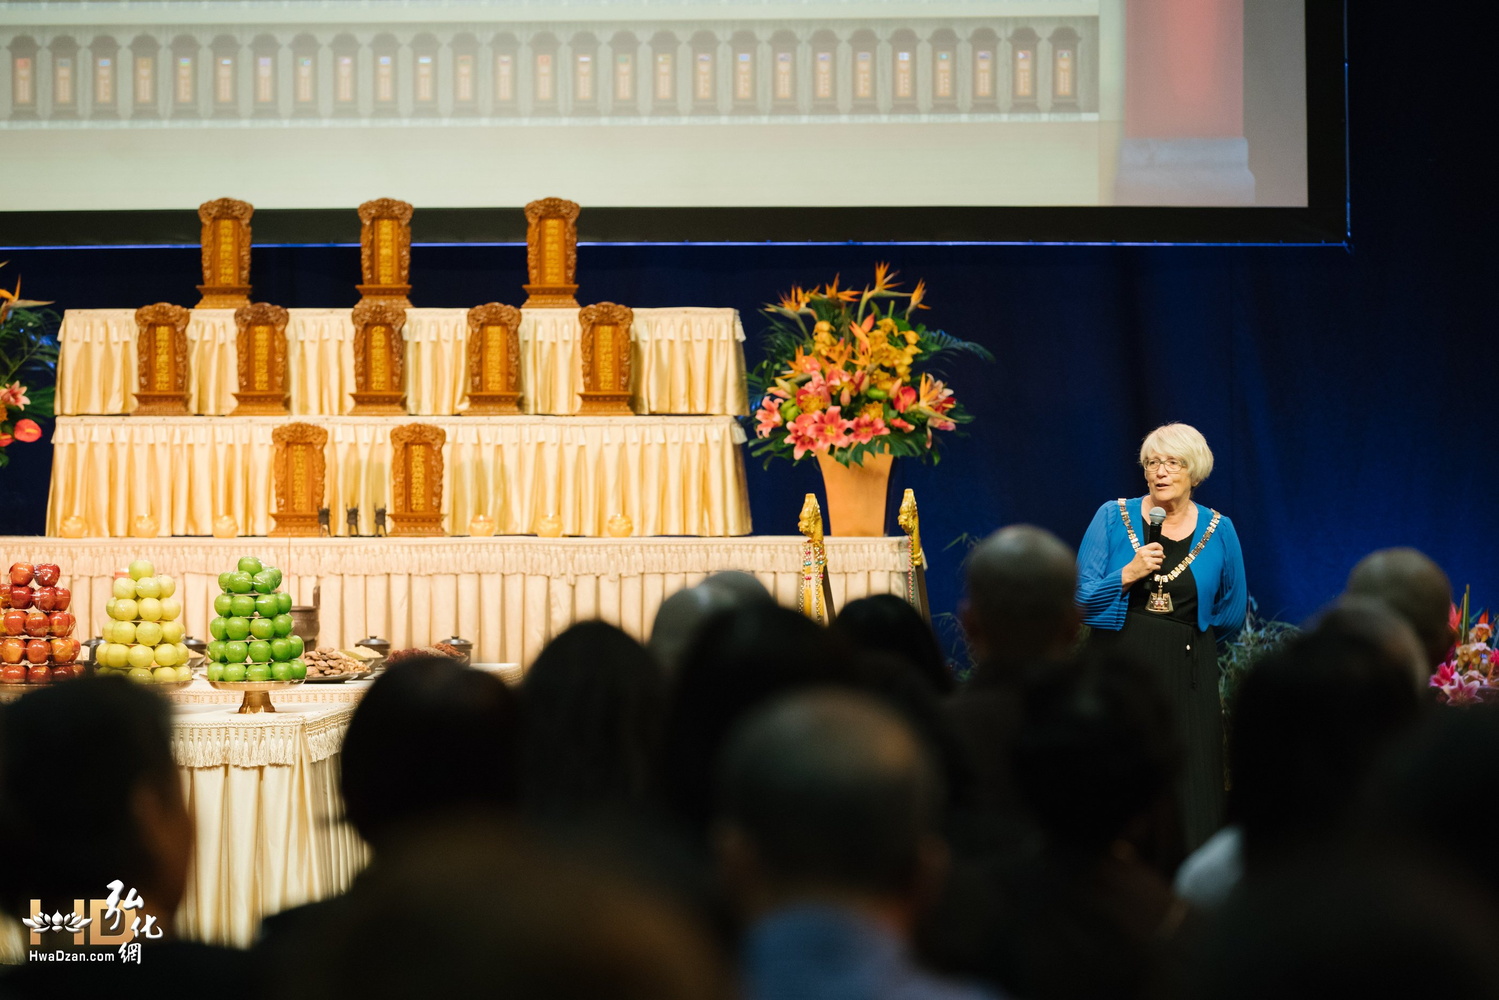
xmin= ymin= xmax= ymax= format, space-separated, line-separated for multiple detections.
xmin=1076 ymin=497 xmax=1247 ymax=640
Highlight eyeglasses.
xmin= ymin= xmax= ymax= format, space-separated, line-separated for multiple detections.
xmin=1144 ymin=458 xmax=1185 ymax=473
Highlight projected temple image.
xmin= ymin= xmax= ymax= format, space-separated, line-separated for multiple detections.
xmin=0 ymin=0 xmax=1303 ymax=212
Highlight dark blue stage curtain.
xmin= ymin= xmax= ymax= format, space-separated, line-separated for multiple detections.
xmin=2 ymin=232 xmax=1493 ymax=656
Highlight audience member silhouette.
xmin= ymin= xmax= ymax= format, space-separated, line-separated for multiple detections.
xmin=257 ymin=655 xmax=521 ymax=962
xmin=0 ymin=678 xmax=253 ymax=998
xmin=1345 ymin=546 xmax=1455 ymax=668
xmin=649 ymin=571 xmax=776 ymax=677
xmin=715 ymin=689 xmax=1000 ymax=1000
xmin=1367 ymin=703 xmax=1499 ymax=905
xmin=960 ymin=525 xmax=1081 ymax=680
xmin=984 ymin=653 xmax=1189 ymax=1000
xmin=833 ymin=594 xmax=953 ymax=695
xmin=944 ymin=526 xmax=1081 ymax=851
xmin=1230 ymin=616 xmax=1424 ymax=874
xmin=659 ymin=603 xmax=855 ymax=835
xmin=270 ymin=817 xmax=729 ymax=1000
xmin=521 ymin=620 xmax=665 ymax=822
xmin=1187 ymin=861 xmax=1499 ymax=1000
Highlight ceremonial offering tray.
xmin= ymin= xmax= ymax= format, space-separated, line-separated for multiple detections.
xmin=206 ymin=678 xmax=305 ymax=714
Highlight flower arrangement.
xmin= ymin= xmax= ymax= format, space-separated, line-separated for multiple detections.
xmin=747 ymin=265 xmax=991 ymax=467
xmin=0 ymin=264 xmax=58 ymax=469
xmin=1431 ymin=587 xmax=1497 ymax=706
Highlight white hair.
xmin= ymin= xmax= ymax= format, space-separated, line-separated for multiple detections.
xmin=1139 ymin=423 xmax=1214 ymax=487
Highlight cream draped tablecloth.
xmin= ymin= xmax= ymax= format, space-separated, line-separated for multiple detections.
xmin=0 ymin=536 xmax=912 ymax=669
xmin=44 ymin=414 xmax=752 ymax=538
xmin=0 ymin=702 xmax=365 ymax=961
xmin=56 ymin=307 xmax=748 ymax=417
xmin=172 ymin=703 xmax=366 ymax=948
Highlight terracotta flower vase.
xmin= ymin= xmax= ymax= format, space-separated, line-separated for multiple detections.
xmin=814 ymin=452 xmax=894 ymax=536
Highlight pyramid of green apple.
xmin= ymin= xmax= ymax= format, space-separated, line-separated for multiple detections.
xmin=95 ymin=559 xmax=192 ymax=685
xmin=203 ymin=556 xmax=306 ymax=684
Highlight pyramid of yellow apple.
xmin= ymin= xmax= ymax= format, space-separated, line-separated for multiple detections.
xmin=95 ymin=559 xmax=192 ymax=684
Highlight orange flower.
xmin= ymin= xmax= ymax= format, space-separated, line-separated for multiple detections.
xmin=871 ymin=262 xmax=901 ymax=293
xmin=906 ymin=279 xmax=929 ymax=313
xmin=776 ymin=285 xmax=813 ymax=312
xmin=820 ymin=274 xmax=860 ymax=303
xmin=12 ymin=418 xmax=42 ymax=443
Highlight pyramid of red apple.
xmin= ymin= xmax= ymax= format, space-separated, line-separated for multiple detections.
xmin=94 ymin=559 xmax=192 ymax=685
xmin=203 ymin=556 xmax=306 ymax=684
xmin=1 ymin=561 xmax=80 ymax=684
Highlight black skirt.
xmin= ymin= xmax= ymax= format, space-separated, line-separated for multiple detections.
xmin=1091 ymin=610 xmax=1225 ymax=854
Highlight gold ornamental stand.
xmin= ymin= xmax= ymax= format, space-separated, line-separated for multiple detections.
xmin=897 ymin=489 xmax=931 ymax=622
xmin=798 ymin=494 xmax=837 ymax=625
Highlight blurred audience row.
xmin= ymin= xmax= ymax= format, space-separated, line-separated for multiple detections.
xmin=4 ymin=538 xmax=1499 ymax=999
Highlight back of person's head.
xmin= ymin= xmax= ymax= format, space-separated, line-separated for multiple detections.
xmin=832 ymin=594 xmax=953 ymax=695
xmin=1345 ymin=547 xmax=1455 ymax=668
xmin=648 ymin=571 xmax=775 ymax=678
xmin=715 ymin=689 xmax=945 ymax=901
xmin=1368 ymin=704 xmax=1499 ymax=904
xmin=1012 ymin=654 xmax=1176 ymax=856
xmin=962 ymin=524 xmax=1080 ymax=674
xmin=341 ymin=656 xmax=521 ymax=849
xmin=659 ymin=603 xmax=854 ymax=833
xmin=0 ymin=678 xmax=189 ymax=922
xmin=274 ymin=818 xmax=727 ymax=1000
xmin=1315 ymin=597 xmax=1428 ymax=692
xmin=1189 ymin=857 xmax=1499 ymax=1000
xmin=1231 ymin=622 xmax=1424 ymax=869
xmin=522 ymin=620 xmax=665 ymax=820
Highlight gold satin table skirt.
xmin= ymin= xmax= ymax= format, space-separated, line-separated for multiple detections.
xmin=45 ymin=414 xmax=753 ymax=538
xmin=55 ymin=306 xmax=749 ymax=417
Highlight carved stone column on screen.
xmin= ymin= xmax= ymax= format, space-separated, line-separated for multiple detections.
xmin=230 ymin=302 xmax=290 ymax=415
xmin=196 ymin=198 xmax=254 ymax=309
xmin=133 ymin=303 xmax=192 ymax=416
xmin=577 ymin=302 xmax=635 ymax=414
xmin=522 ymin=197 xmax=580 ymax=308
xmin=349 ymin=301 xmax=409 ymax=415
xmin=389 ymin=422 xmax=446 ymax=537
xmin=463 ymin=302 xmax=523 ymax=414
xmin=270 ymin=422 xmax=328 ymax=537
xmin=356 ymin=198 xmax=414 ymax=307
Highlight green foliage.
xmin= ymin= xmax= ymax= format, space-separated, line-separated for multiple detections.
xmin=1218 ymin=599 xmax=1301 ymax=715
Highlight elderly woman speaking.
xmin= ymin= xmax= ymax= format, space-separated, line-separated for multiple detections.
xmin=1077 ymin=422 xmax=1247 ymax=852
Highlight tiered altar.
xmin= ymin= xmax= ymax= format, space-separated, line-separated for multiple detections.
xmin=35 ymin=196 xmax=913 ymax=659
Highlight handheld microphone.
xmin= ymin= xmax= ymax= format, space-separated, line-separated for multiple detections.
xmin=1147 ymin=506 xmax=1166 ymax=547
